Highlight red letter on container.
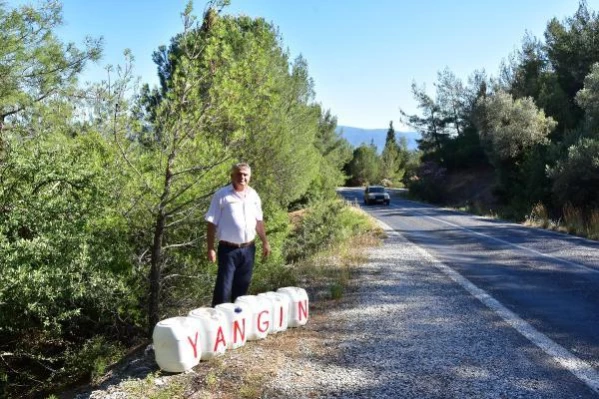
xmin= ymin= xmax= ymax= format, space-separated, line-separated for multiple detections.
xmin=257 ymin=310 xmax=270 ymax=333
xmin=214 ymin=326 xmax=226 ymax=352
xmin=298 ymin=300 xmax=308 ymax=321
xmin=187 ymin=331 xmax=199 ymax=358
xmin=233 ymin=318 xmax=246 ymax=343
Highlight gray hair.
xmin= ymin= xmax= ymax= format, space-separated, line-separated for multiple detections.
xmin=231 ymin=162 xmax=251 ymax=174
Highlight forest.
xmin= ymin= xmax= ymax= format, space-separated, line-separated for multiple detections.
xmin=1 ymin=0 xmax=598 ymax=397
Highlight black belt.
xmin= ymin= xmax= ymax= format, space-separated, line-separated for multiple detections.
xmin=219 ymin=240 xmax=255 ymax=248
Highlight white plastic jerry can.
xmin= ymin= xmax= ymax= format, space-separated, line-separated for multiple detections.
xmin=235 ymin=295 xmax=271 ymax=340
xmin=152 ymin=316 xmax=202 ymax=372
xmin=187 ymin=307 xmax=228 ymax=360
xmin=277 ymin=287 xmax=309 ymax=327
xmin=214 ymin=302 xmax=250 ymax=349
xmin=257 ymin=291 xmax=290 ymax=333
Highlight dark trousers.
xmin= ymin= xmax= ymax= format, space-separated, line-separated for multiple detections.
xmin=211 ymin=243 xmax=256 ymax=306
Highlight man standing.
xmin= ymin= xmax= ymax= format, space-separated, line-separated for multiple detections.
xmin=205 ymin=163 xmax=271 ymax=306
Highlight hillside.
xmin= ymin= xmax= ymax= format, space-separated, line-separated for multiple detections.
xmin=337 ymin=126 xmax=420 ymax=152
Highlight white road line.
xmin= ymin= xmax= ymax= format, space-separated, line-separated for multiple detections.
xmin=381 ymin=202 xmax=598 ymax=274
xmin=377 ymin=220 xmax=599 ymax=394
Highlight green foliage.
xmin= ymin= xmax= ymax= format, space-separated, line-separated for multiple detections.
xmin=0 ymin=1 xmax=356 ymax=397
xmin=250 ymin=208 xmax=295 ymax=293
xmin=401 ymin=82 xmax=451 ymax=162
xmin=330 ymin=282 xmax=344 ymax=300
xmin=441 ymin=125 xmax=487 ymax=169
xmin=549 ymin=137 xmax=599 ymax=210
xmin=285 ymin=200 xmax=371 ymax=263
xmin=575 ymin=62 xmax=599 ymax=133
xmin=0 ymin=0 xmax=101 ymax=125
xmin=295 ymin=109 xmax=353 ymax=206
xmin=406 ymin=161 xmax=448 ymax=204
xmin=401 ymin=69 xmax=489 ymax=173
xmin=476 ymin=91 xmax=556 ymax=161
xmin=63 ymin=336 xmax=125 ymax=384
xmin=544 ymin=2 xmax=599 ymax=129
xmin=346 ymin=143 xmax=380 ymax=186
xmin=380 ymin=121 xmax=409 ymax=184
xmin=0 ymin=131 xmax=139 ymax=397
xmin=0 ymin=131 xmax=136 ymax=331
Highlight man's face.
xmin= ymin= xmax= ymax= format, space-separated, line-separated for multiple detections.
xmin=231 ymin=167 xmax=251 ymax=190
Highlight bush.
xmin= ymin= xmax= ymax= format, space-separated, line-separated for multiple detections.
xmin=250 ymin=208 xmax=296 ymax=293
xmin=406 ymin=161 xmax=447 ymax=204
xmin=284 ymin=200 xmax=372 ymax=263
xmin=0 ymin=132 xmax=140 ymax=398
xmin=549 ymin=137 xmax=599 ymax=211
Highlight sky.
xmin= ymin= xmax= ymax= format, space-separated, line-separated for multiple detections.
xmin=8 ymin=0 xmax=599 ymax=130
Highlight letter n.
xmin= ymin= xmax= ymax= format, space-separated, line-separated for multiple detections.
xmin=298 ymin=300 xmax=308 ymax=321
xmin=233 ymin=318 xmax=246 ymax=343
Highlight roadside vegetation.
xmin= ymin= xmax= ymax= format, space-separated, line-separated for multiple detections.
xmin=344 ymin=2 xmax=599 ymax=242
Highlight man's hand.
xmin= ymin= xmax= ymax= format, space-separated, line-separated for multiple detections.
xmin=262 ymin=241 xmax=271 ymax=259
xmin=207 ymin=248 xmax=216 ymax=263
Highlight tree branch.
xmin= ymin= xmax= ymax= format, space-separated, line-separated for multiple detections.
xmin=162 ymin=239 xmax=199 ymax=251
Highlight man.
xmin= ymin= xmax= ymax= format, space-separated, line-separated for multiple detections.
xmin=205 ymin=162 xmax=271 ymax=306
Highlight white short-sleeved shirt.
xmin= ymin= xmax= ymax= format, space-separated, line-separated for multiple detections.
xmin=205 ymin=184 xmax=263 ymax=244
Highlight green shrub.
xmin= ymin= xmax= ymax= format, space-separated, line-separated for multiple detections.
xmin=329 ymin=282 xmax=344 ymax=300
xmin=285 ymin=200 xmax=372 ymax=263
xmin=250 ymin=208 xmax=296 ymax=293
xmin=0 ymin=132 xmax=141 ymax=398
xmin=62 ymin=336 xmax=125 ymax=384
xmin=406 ymin=161 xmax=447 ymax=204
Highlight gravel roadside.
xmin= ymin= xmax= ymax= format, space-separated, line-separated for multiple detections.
xmin=71 ymin=225 xmax=599 ymax=399
xmin=262 ymin=226 xmax=599 ymax=399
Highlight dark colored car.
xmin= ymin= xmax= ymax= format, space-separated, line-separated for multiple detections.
xmin=363 ymin=185 xmax=390 ymax=205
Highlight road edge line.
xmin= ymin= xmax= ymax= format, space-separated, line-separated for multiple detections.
xmin=377 ymin=220 xmax=599 ymax=394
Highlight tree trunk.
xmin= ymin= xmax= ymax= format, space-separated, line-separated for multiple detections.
xmin=148 ymin=210 xmax=166 ymax=337
xmin=147 ymin=147 xmax=176 ymax=337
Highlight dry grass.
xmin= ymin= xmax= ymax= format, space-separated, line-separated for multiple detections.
xmin=288 ymin=209 xmax=307 ymax=230
xmin=562 ymin=203 xmax=585 ymax=235
xmin=586 ymin=209 xmax=599 ymax=240
xmin=525 ymin=202 xmax=551 ymax=229
xmin=524 ymin=202 xmax=599 ymax=241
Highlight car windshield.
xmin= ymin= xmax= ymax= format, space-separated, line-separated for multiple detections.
xmin=369 ymin=187 xmax=385 ymax=193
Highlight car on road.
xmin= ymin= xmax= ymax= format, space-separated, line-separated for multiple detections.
xmin=363 ymin=185 xmax=390 ymax=205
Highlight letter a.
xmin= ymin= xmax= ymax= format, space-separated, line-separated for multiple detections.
xmin=214 ymin=326 xmax=226 ymax=352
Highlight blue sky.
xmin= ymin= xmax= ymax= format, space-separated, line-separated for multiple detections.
xmin=8 ymin=0 xmax=599 ymax=130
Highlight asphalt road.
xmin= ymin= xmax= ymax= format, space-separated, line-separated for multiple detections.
xmin=339 ymin=187 xmax=599 ymax=397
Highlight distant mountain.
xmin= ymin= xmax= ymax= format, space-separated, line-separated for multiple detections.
xmin=337 ymin=126 xmax=420 ymax=152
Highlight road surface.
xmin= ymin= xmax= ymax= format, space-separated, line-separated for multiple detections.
xmin=331 ymin=187 xmax=599 ymax=398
